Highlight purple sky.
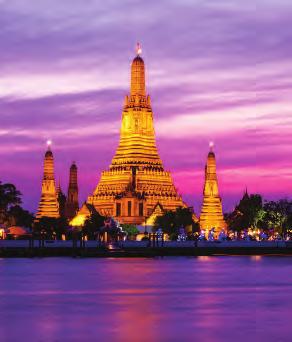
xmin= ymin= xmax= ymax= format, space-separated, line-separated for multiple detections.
xmin=0 ymin=0 xmax=291 ymax=214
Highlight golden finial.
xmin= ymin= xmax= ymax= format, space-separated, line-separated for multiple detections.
xmin=46 ymin=139 xmax=52 ymax=150
xmin=136 ymin=42 xmax=142 ymax=56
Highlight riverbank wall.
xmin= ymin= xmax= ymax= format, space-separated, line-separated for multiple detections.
xmin=1 ymin=240 xmax=292 ymax=257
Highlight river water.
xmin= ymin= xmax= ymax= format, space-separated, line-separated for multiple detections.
xmin=0 ymin=256 xmax=291 ymax=342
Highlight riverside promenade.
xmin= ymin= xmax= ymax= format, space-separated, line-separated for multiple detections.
xmin=1 ymin=240 xmax=292 ymax=257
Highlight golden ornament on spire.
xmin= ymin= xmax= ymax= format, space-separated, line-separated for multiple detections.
xmin=136 ymin=42 xmax=142 ymax=56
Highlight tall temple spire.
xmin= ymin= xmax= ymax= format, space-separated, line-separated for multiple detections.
xmin=130 ymin=42 xmax=145 ymax=96
xmin=35 ymin=142 xmax=60 ymax=220
xmin=199 ymin=143 xmax=226 ymax=234
xmin=72 ymin=46 xmax=185 ymax=226
xmin=65 ymin=162 xmax=79 ymax=220
xmin=112 ymin=44 xmax=161 ymax=166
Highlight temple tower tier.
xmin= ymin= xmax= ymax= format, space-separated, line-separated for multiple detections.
xmin=199 ymin=144 xmax=227 ymax=234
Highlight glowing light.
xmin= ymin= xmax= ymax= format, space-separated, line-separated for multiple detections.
xmin=136 ymin=42 xmax=142 ymax=55
xmin=209 ymin=141 xmax=214 ymax=149
xmin=70 ymin=214 xmax=87 ymax=227
xmin=198 ymin=256 xmax=211 ymax=261
xmin=47 ymin=139 xmax=52 ymax=147
xmin=251 ymin=255 xmax=262 ymax=262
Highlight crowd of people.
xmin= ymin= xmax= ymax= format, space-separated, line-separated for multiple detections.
xmin=196 ymin=228 xmax=291 ymax=242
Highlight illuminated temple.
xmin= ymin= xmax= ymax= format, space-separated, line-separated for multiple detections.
xmin=72 ymin=45 xmax=185 ymax=226
xmin=35 ymin=143 xmax=60 ymax=220
xmin=199 ymin=143 xmax=227 ymax=233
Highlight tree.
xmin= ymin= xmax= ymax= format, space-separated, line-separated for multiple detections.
xmin=0 ymin=182 xmax=22 ymax=210
xmin=226 ymin=193 xmax=264 ymax=231
xmin=122 ymin=224 xmax=139 ymax=237
xmin=7 ymin=205 xmax=34 ymax=228
xmin=155 ymin=210 xmax=176 ymax=235
xmin=0 ymin=182 xmax=22 ymax=224
xmin=54 ymin=217 xmax=68 ymax=239
xmin=263 ymin=200 xmax=292 ymax=235
xmin=154 ymin=207 xmax=198 ymax=237
xmin=34 ymin=217 xmax=58 ymax=239
xmin=83 ymin=211 xmax=106 ymax=240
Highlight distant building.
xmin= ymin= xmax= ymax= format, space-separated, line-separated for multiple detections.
xmin=199 ymin=144 xmax=227 ymax=234
xmin=65 ymin=162 xmax=79 ymax=220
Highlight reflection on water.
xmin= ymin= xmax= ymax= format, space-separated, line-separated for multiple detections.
xmin=251 ymin=255 xmax=262 ymax=262
xmin=0 ymin=257 xmax=291 ymax=342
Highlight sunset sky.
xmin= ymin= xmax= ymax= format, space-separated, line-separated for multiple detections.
xmin=0 ymin=0 xmax=291 ymax=214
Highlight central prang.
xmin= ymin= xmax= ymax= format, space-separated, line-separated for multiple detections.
xmin=73 ymin=45 xmax=186 ymax=225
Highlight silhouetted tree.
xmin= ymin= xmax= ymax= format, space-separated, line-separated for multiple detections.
xmin=0 ymin=182 xmax=22 ymax=224
xmin=7 ymin=205 xmax=34 ymax=228
xmin=155 ymin=207 xmax=198 ymax=237
xmin=83 ymin=211 xmax=106 ymax=240
xmin=54 ymin=217 xmax=68 ymax=239
xmin=34 ymin=217 xmax=68 ymax=239
xmin=226 ymin=193 xmax=264 ymax=231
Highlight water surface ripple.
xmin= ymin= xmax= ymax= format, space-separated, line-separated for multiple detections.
xmin=0 ymin=256 xmax=291 ymax=342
